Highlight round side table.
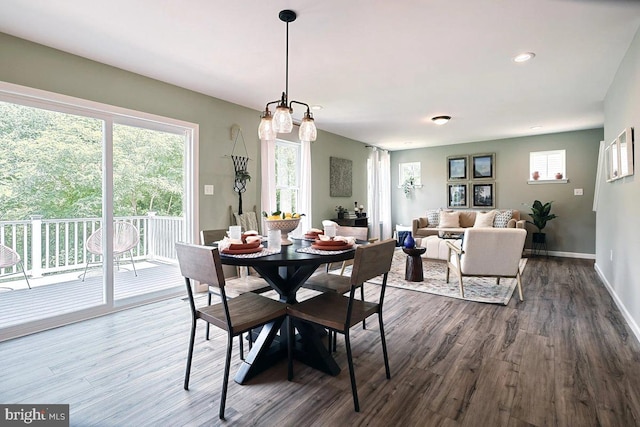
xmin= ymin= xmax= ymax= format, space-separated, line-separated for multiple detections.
xmin=402 ymin=246 xmax=427 ymax=282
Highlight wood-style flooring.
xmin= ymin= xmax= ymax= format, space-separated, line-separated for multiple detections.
xmin=1 ymin=256 xmax=639 ymax=426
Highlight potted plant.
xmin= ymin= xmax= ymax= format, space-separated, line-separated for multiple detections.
xmin=335 ymin=205 xmax=347 ymax=219
xmin=526 ymin=200 xmax=557 ymax=244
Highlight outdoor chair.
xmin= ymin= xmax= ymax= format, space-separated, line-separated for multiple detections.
xmin=176 ymin=242 xmax=287 ymax=420
xmin=287 ymin=238 xmax=396 ymax=412
xmin=81 ymin=221 xmax=139 ymax=281
xmin=0 ymin=244 xmax=31 ymax=290
xmin=446 ymin=228 xmax=527 ymax=301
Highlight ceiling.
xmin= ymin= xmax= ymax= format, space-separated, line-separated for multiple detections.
xmin=1 ymin=0 xmax=640 ymax=151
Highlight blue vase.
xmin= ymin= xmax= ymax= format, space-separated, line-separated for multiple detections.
xmin=404 ymin=231 xmax=415 ymax=249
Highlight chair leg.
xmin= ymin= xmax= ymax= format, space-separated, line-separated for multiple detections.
xmin=206 ymin=292 xmax=212 ymax=340
xmin=184 ymin=319 xmax=197 ymax=390
xmin=378 ymin=313 xmax=391 ymax=379
xmin=287 ymin=318 xmax=294 ymax=381
xmin=516 ymin=271 xmax=524 ymax=301
xmin=219 ymin=334 xmax=233 ymax=420
xmin=248 ymin=328 xmax=253 ymax=350
xmin=332 ymin=331 xmax=337 ymax=352
xmin=239 ymin=335 xmax=244 ymax=361
xmin=361 ymin=285 xmax=366 ymax=330
xmin=81 ymin=261 xmax=90 ymax=282
xmin=19 ymin=261 xmax=31 ymax=289
xmin=129 ymin=250 xmax=137 ymax=277
xmin=344 ymin=331 xmax=360 ymax=412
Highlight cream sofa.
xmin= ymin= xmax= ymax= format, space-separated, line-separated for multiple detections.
xmin=412 ymin=209 xmax=525 ymax=238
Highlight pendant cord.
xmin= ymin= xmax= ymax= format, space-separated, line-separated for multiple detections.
xmin=285 ymin=21 xmax=289 ymax=103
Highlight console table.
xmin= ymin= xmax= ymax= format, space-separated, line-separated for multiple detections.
xmin=333 ymin=217 xmax=368 ymax=227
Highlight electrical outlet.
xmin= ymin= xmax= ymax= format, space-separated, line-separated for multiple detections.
xmin=574 ymin=188 xmax=583 ymax=196
xmin=204 ymin=185 xmax=214 ymax=195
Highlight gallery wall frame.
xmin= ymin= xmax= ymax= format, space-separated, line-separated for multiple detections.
xmin=447 ymin=155 xmax=468 ymax=181
xmin=447 ymin=183 xmax=468 ymax=208
xmin=472 ymin=182 xmax=495 ymax=208
xmin=399 ymin=161 xmax=422 ymax=185
xmin=330 ymin=156 xmax=353 ymax=197
xmin=618 ymin=127 xmax=634 ymax=178
xmin=471 ymin=153 xmax=495 ymax=180
xmin=606 ymin=138 xmax=620 ymax=182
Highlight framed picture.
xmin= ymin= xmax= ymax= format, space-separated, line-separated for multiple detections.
xmin=608 ymin=139 xmax=620 ymax=181
xmin=447 ymin=183 xmax=468 ymax=208
xmin=472 ymin=183 xmax=495 ymax=208
xmin=472 ymin=153 xmax=495 ymax=180
xmin=447 ymin=155 xmax=468 ymax=180
xmin=330 ymin=157 xmax=352 ymax=196
xmin=399 ymin=162 xmax=422 ymax=186
xmin=618 ymin=127 xmax=634 ymax=178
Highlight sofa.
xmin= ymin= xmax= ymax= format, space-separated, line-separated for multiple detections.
xmin=412 ymin=209 xmax=527 ymax=260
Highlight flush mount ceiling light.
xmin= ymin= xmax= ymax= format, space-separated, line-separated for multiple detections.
xmin=258 ymin=9 xmax=317 ymax=142
xmin=431 ymin=116 xmax=451 ymax=125
xmin=513 ymin=52 xmax=536 ymax=63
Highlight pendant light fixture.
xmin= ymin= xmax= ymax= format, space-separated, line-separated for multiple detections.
xmin=258 ymin=9 xmax=317 ymax=142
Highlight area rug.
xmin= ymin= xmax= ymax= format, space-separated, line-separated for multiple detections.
xmin=336 ymin=248 xmax=527 ymax=305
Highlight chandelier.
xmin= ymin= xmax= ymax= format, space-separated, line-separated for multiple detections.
xmin=258 ymin=9 xmax=317 ymax=142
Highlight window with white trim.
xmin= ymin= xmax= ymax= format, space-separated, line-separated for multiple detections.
xmin=275 ymin=139 xmax=300 ymax=213
xmin=529 ymin=149 xmax=566 ymax=181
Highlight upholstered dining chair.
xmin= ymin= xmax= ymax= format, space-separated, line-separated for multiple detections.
xmin=199 ymin=229 xmax=271 ymax=357
xmin=176 ymin=243 xmax=287 ymax=420
xmin=81 ymin=221 xmax=139 ymax=281
xmin=0 ymin=244 xmax=31 ymax=290
xmin=445 ymin=228 xmax=527 ymax=301
xmin=287 ymin=238 xmax=396 ymax=412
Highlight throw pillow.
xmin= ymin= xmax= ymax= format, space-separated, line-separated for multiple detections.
xmin=493 ymin=210 xmax=513 ymax=228
xmin=473 ymin=210 xmax=497 ymax=228
xmin=439 ymin=211 xmax=460 ymax=228
xmin=426 ymin=209 xmax=440 ymax=227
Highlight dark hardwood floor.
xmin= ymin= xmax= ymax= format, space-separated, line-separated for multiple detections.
xmin=1 ymin=257 xmax=639 ymax=426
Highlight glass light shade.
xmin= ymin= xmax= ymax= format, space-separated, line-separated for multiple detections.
xmin=299 ymin=114 xmax=317 ymax=141
xmin=258 ymin=115 xmax=277 ymax=140
xmin=273 ymin=105 xmax=293 ymax=133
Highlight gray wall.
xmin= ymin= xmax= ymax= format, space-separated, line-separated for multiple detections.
xmin=391 ymin=128 xmax=602 ymax=256
xmin=600 ymin=26 xmax=640 ymax=335
xmin=0 ymin=32 xmax=368 ymax=234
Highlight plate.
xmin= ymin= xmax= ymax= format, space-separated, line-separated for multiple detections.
xmin=228 ymin=240 xmax=261 ymax=250
xmin=314 ymin=239 xmax=350 ymax=247
xmin=222 ymin=246 xmax=263 ymax=255
xmin=304 ymin=233 xmax=322 ymax=239
xmin=311 ymin=244 xmax=352 ymax=251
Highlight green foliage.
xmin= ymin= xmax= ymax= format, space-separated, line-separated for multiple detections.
xmin=0 ymin=101 xmax=183 ymax=221
xmin=526 ymin=200 xmax=557 ymax=232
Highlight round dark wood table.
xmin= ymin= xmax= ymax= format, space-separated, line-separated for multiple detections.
xmin=402 ymin=246 xmax=427 ymax=282
xmin=219 ymin=238 xmax=358 ymax=384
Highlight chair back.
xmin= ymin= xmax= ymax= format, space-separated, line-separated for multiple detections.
xmin=335 ymin=225 xmax=369 ymax=242
xmin=0 ymin=244 xmax=21 ymax=269
xmin=200 ymin=229 xmax=228 ymax=246
xmin=175 ymin=243 xmax=226 ymax=291
xmin=85 ymin=221 xmax=139 ymax=256
xmin=350 ymin=239 xmax=396 ymax=286
xmin=460 ymin=228 xmax=526 ymax=276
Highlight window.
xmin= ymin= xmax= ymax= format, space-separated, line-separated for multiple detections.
xmin=529 ymin=149 xmax=566 ymax=181
xmin=275 ymin=140 xmax=300 ymax=213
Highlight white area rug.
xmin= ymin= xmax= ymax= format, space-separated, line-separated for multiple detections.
xmin=337 ymin=248 xmax=527 ymax=305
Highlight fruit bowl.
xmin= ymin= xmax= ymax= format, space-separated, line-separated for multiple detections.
xmin=264 ymin=218 xmax=301 ymax=245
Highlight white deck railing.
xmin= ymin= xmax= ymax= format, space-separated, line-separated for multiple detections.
xmin=0 ymin=214 xmax=184 ymax=278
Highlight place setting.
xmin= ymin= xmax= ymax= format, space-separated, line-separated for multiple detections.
xmin=217 ymin=227 xmax=279 ymax=258
xmin=297 ymin=226 xmax=357 ymax=255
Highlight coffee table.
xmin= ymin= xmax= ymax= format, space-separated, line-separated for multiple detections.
xmin=402 ymin=246 xmax=427 ymax=281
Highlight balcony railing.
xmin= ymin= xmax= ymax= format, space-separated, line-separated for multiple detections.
xmin=0 ymin=214 xmax=184 ymax=279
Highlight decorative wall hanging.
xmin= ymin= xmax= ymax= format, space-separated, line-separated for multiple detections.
xmin=447 ymin=183 xmax=468 ymax=208
xmin=447 ymin=155 xmax=468 ymax=180
xmin=330 ymin=157 xmax=352 ymax=197
xmin=472 ymin=183 xmax=495 ymax=208
xmin=230 ymin=127 xmax=250 ymax=214
xmin=471 ymin=153 xmax=495 ymax=180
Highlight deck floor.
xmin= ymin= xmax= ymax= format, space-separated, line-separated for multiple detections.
xmin=0 ymin=261 xmax=183 ymax=329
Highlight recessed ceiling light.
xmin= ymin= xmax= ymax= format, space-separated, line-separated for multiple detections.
xmin=431 ymin=116 xmax=451 ymax=125
xmin=514 ymin=52 xmax=536 ymax=63
xmin=311 ymin=105 xmax=323 ymax=111
xmin=530 ymin=125 xmax=543 ymax=130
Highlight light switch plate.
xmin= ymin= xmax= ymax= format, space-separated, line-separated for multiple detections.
xmin=574 ymin=188 xmax=583 ymax=196
xmin=204 ymin=185 xmax=214 ymax=195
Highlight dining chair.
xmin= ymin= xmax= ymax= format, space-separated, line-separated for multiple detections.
xmin=0 ymin=244 xmax=31 ymax=290
xmin=81 ymin=221 xmax=139 ymax=281
xmin=199 ymin=229 xmax=272 ymax=357
xmin=176 ymin=242 xmax=287 ymax=420
xmin=287 ymin=238 xmax=396 ymax=412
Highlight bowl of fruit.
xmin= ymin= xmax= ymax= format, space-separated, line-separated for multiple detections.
xmin=263 ymin=211 xmax=303 ymax=245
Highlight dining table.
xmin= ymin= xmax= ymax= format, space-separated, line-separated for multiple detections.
xmin=217 ymin=237 xmax=359 ymax=384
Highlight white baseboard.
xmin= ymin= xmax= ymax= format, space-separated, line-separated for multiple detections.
xmin=594 ymin=262 xmax=640 ymax=344
xmin=523 ymin=249 xmax=595 ymax=259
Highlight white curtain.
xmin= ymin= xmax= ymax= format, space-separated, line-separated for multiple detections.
xmin=367 ymin=147 xmax=392 ymax=241
xmin=298 ymin=140 xmax=312 ymax=236
xmin=260 ymin=138 xmax=276 ymax=234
